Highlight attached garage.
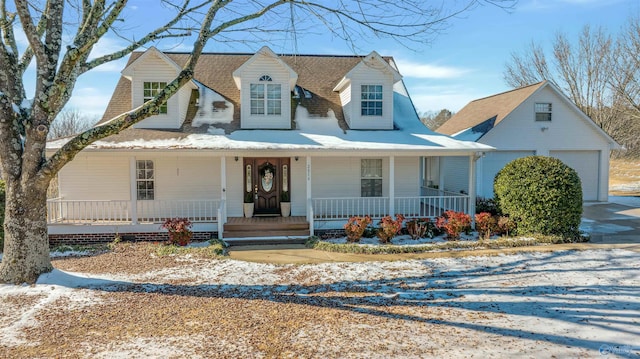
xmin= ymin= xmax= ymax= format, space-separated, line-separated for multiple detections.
xmin=478 ymin=150 xmax=535 ymax=198
xmin=437 ymin=81 xmax=620 ymax=202
xmin=549 ymin=150 xmax=600 ymax=201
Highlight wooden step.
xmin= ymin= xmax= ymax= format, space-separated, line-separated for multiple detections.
xmin=223 ymin=229 xmax=310 ymax=238
xmin=223 ymin=216 xmax=310 ymax=239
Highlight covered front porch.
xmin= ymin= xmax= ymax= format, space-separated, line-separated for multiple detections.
xmin=47 ymin=151 xmax=475 ymax=241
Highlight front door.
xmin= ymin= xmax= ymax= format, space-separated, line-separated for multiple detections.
xmin=244 ymin=158 xmax=290 ymax=216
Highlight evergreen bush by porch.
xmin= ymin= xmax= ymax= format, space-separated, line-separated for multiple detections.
xmin=494 ymin=156 xmax=582 ymax=239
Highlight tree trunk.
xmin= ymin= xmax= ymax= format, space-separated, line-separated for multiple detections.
xmin=0 ymin=182 xmax=52 ymax=284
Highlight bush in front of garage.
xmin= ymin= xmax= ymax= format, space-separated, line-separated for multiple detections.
xmin=494 ymin=156 xmax=582 ymax=239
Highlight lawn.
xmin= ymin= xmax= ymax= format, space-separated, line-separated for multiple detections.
xmin=0 ymin=243 xmax=638 ymax=358
xmin=609 ymin=158 xmax=640 ymax=196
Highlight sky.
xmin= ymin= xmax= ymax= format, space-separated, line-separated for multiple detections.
xmin=34 ymin=0 xmax=640 ymax=120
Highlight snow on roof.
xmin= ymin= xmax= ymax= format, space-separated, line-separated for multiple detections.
xmin=192 ymin=81 xmax=234 ymax=128
xmin=47 ymin=86 xmax=494 ymax=153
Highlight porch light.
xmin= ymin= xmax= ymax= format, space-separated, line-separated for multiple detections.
xmin=294 ymin=156 xmax=299 ymax=161
xmin=235 ymin=156 xmax=239 ymax=161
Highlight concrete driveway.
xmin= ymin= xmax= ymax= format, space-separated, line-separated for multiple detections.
xmin=582 ymin=196 xmax=640 ymax=243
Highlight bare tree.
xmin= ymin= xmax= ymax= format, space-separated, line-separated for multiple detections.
xmin=610 ymin=17 xmax=640 ymax=119
xmin=503 ymin=22 xmax=640 ymax=157
xmin=422 ymin=109 xmax=454 ymax=130
xmin=0 ymin=0 xmax=515 ymax=283
xmin=48 ymin=108 xmax=94 ymax=139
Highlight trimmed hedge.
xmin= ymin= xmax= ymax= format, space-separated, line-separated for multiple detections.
xmin=305 ymin=235 xmax=587 ymax=255
xmin=494 ymin=156 xmax=583 ymax=239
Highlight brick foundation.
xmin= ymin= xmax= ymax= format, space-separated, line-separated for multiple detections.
xmin=49 ymin=232 xmax=216 ymax=247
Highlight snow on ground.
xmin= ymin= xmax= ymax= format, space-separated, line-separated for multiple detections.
xmin=0 ymin=249 xmax=638 ymax=357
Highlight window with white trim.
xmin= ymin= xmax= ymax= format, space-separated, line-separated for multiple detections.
xmin=361 ymin=159 xmax=382 ymax=197
xmin=361 ymin=85 xmax=383 ymax=116
xmin=250 ymin=75 xmax=281 ymax=115
xmin=136 ymin=160 xmax=155 ymax=200
xmin=535 ymin=102 xmax=552 ymax=121
xmin=143 ymin=82 xmax=167 ymax=114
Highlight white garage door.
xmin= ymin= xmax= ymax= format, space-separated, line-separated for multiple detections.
xmin=549 ymin=150 xmax=600 ymax=201
xmin=479 ymin=151 xmax=535 ymax=198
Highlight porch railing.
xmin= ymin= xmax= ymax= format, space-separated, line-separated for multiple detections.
xmin=312 ymin=197 xmax=389 ymax=220
xmin=47 ymin=198 xmax=221 ymax=225
xmin=47 ymin=198 xmax=132 ymax=224
xmin=312 ymin=194 xmax=469 ymax=221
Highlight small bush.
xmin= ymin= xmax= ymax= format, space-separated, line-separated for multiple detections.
xmin=344 ymin=216 xmax=372 ymax=243
xmin=475 ymin=212 xmax=497 ymax=241
xmin=497 ymin=216 xmax=516 ymax=237
xmin=494 ymin=156 xmax=582 ymax=238
xmin=476 ymin=197 xmax=500 ymax=216
xmin=377 ymin=214 xmax=404 ymax=243
xmin=436 ymin=210 xmax=472 ymax=240
xmin=406 ymin=218 xmax=437 ymax=239
xmin=161 ymin=218 xmax=193 ymax=246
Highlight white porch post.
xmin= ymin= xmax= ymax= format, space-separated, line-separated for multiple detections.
xmin=306 ymin=156 xmax=313 ymax=234
xmin=219 ymin=156 xmax=227 ymax=239
xmin=129 ymin=157 xmax=138 ymax=225
xmin=468 ymin=154 xmax=477 ymax=224
xmin=389 ymin=155 xmax=395 ymax=216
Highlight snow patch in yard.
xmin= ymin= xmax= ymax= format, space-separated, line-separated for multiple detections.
xmin=1 ymin=249 xmax=639 ymax=356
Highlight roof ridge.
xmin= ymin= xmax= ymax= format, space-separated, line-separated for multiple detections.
xmin=157 ymin=51 xmax=377 ymax=58
xmin=471 ymin=81 xmax=546 ymax=103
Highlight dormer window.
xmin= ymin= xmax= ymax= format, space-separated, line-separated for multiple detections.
xmin=361 ymin=85 xmax=383 ymax=116
xmin=535 ymin=102 xmax=552 ymax=121
xmin=143 ymin=82 xmax=168 ymax=114
xmin=250 ymin=75 xmax=281 ymax=115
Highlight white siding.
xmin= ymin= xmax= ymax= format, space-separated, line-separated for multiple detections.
xmin=477 ymin=151 xmax=535 ymax=198
xmin=549 ymin=150 xmax=600 ymax=201
xmin=440 ymin=156 xmax=469 ymax=194
xmin=130 ymin=55 xmax=182 ymax=129
xmin=394 ymin=157 xmax=420 ymax=196
xmin=341 ymin=65 xmax=394 ymax=129
xmin=225 ymin=158 xmax=244 ymax=217
xmin=290 ymin=158 xmax=306 ymax=216
xmin=311 ymin=157 xmax=390 ymax=198
xmin=339 ymin=85 xmax=352 ymax=125
xmin=58 ymin=154 xmax=130 ymax=200
xmin=481 ymin=86 xmax=610 ymax=152
xmin=154 ymin=156 xmax=220 ymax=201
xmin=238 ymin=56 xmax=292 ymax=129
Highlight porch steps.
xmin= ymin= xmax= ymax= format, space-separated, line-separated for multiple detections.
xmin=222 ymin=216 xmax=310 ymax=240
xmin=223 ymin=236 xmax=308 ymax=246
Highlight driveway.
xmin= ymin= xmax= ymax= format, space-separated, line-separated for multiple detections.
xmin=582 ymin=196 xmax=640 ymax=243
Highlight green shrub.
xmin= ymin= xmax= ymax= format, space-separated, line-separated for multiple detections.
xmin=476 ymin=197 xmax=501 ymax=216
xmin=494 ymin=156 xmax=582 ymax=239
xmin=0 ymin=180 xmax=4 ymax=252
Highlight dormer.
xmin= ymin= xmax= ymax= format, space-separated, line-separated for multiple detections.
xmin=122 ymin=47 xmax=197 ymax=129
xmin=333 ymin=51 xmax=402 ymax=130
xmin=232 ymin=46 xmax=298 ymax=129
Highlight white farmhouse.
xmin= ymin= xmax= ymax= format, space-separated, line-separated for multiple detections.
xmin=46 ymin=46 xmax=492 ymax=243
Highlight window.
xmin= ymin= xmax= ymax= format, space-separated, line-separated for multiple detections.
xmin=250 ymin=75 xmax=281 ymax=115
xmin=361 ymin=85 xmax=383 ymax=116
xmin=136 ymin=160 xmax=154 ymax=200
xmin=361 ymin=159 xmax=382 ymax=197
xmin=535 ymin=102 xmax=552 ymax=121
xmin=143 ymin=82 xmax=167 ymax=114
